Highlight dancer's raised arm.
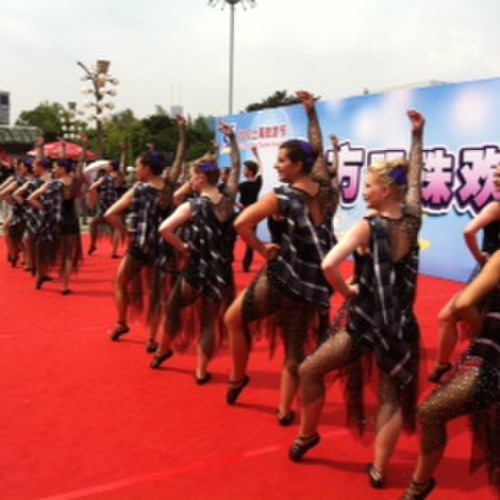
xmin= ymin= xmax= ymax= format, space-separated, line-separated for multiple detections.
xmin=296 ymin=90 xmax=329 ymax=184
xmin=405 ymin=110 xmax=425 ymax=215
xmin=220 ymin=122 xmax=241 ymax=201
xmin=165 ymin=115 xmax=187 ymax=184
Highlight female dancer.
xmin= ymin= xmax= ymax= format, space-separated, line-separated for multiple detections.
xmin=105 ymin=115 xmax=186 ymax=345
xmin=88 ymin=156 xmax=125 ymax=258
xmin=224 ymin=91 xmax=339 ymax=423
xmin=54 ymin=157 xmax=84 ymax=295
xmin=429 ymin=163 xmax=500 ymax=383
xmin=27 ymin=162 xmax=64 ymax=290
xmin=289 ymin=111 xmax=425 ymax=490
xmin=402 ymin=250 xmax=500 ymax=499
xmin=12 ymin=156 xmax=53 ymax=275
xmin=0 ymin=158 xmax=34 ymax=267
xmin=152 ymin=122 xmax=240 ymax=384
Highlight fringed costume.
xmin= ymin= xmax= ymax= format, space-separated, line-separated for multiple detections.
xmin=242 ymin=180 xmax=337 ymax=374
xmin=164 ymin=194 xmax=237 ymax=361
xmin=300 ymin=207 xmax=422 ymax=436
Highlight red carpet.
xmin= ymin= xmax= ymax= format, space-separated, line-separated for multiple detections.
xmin=0 ymin=236 xmax=495 ymax=499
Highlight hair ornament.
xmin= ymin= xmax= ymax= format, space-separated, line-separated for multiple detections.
xmin=389 ymin=166 xmax=407 ymax=186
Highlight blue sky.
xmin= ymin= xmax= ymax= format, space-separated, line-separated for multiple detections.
xmin=1 ymin=0 xmax=500 ymax=123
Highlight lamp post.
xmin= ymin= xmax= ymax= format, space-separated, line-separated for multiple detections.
xmin=77 ymin=60 xmax=119 ymax=156
xmin=59 ymin=101 xmax=83 ymax=142
xmin=208 ymin=0 xmax=256 ymax=115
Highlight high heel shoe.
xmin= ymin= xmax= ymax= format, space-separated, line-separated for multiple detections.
xmin=110 ymin=324 xmax=130 ymax=341
xmin=36 ymin=276 xmax=53 ymax=290
xmin=400 ymin=478 xmax=436 ymax=499
xmin=196 ymin=372 xmax=212 ymax=385
xmin=150 ymin=350 xmax=173 ymax=369
xmin=367 ymin=463 xmax=385 ymax=489
xmin=277 ymin=410 xmax=295 ymax=426
xmin=146 ymin=339 xmax=159 ymax=353
xmin=226 ymin=375 xmax=250 ymax=405
xmin=288 ymin=433 xmax=320 ymax=462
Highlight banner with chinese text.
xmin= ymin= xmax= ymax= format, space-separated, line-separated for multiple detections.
xmin=216 ymin=77 xmax=500 ymax=282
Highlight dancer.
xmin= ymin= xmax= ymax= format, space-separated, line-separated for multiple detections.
xmin=105 ymin=115 xmax=187 ymax=345
xmin=288 ymin=111 xmax=425 ymax=490
xmin=27 ymin=161 xmax=65 ymax=290
xmin=401 ymin=250 xmax=500 ymax=499
xmin=224 ymin=91 xmax=339 ymax=424
xmin=152 ymin=121 xmax=240 ymax=384
xmin=428 ymin=163 xmax=500 ymax=383
xmin=87 ymin=156 xmax=125 ymax=258
xmin=12 ymin=154 xmax=53 ymax=275
xmin=1 ymin=158 xmax=35 ymax=267
xmin=54 ymin=155 xmax=85 ymax=295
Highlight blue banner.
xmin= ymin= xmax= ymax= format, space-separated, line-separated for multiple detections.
xmin=216 ymin=78 xmax=500 ymax=282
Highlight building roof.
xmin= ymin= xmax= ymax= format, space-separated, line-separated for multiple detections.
xmin=0 ymin=126 xmax=41 ymax=145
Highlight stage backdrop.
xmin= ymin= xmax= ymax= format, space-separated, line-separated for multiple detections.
xmin=215 ymin=77 xmax=500 ymax=283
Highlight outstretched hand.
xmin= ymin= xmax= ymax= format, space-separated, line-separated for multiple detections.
xmin=296 ymin=90 xmax=316 ymax=112
xmin=329 ymin=134 xmax=339 ymax=148
xmin=407 ymin=110 xmax=425 ymax=133
xmin=176 ymin=115 xmax=186 ymax=129
xmin=219 ymin=121 xmax=235 ymax=138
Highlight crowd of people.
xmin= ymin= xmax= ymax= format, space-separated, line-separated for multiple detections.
xmin=1 ymin=91 xmax=500 ymax=499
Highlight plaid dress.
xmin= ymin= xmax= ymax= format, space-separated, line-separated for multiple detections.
xmin=183 ymin=195 xmax=236 ymax=301
xmin=266 ymin=183 xmax=336 ymax=308
xmin=129 ymin=182 xmax=173 ymax=265
xmin=9 ymin=176 xmax=28 ymax=246
xmin=344 ymin=210 xmax=421 ymax=432
xmin=98 ymin=174 xmax=119 ymax=216
xmin=36 ymin=181 xmax=63 ymax=272
xmin=24 ymin=178 xmax=45 ymax=235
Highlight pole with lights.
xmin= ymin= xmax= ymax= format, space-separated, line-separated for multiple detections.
xmin=77 ymin=60 xmax=119 ymax=156
xmin=59 ymin=101 xmax=83 ymax=142
xmin=208 ymin=0 xmax=256 ymax=115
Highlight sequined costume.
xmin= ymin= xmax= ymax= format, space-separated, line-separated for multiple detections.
xmin=300 ymin=207 xmax=422 ymax=434
xmin=165 ymin=194 xmax=237 ymax=359
xmin=242 ymin=180 xmax=337 ymax=370
xmin=418 ymin=282 xmax=500 ymax=491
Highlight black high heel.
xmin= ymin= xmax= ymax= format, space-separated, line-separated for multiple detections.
xmin=196 ymin=372 xmax=212 ymax=385
xmin=146 ymin=339 xmax=159 ymax=353
xmin=36 ymin=276 xmax=52 ymax=290
xmin=110 ymin=324 xmax=130 ymax=341
xmin=226 ymin=375 xmax=250 ymax=405
xmin=288 ymin=433 xmax=320 ymax=462
xmin=367 ymin=463 xmax=385 ymax=489
xmin=150 ymin=350 xmax=173 ymax=369
xmin=277 ymin=410 xmax=295 ymax=426
xmin=400 ymin=478 xmax=436 ymax=499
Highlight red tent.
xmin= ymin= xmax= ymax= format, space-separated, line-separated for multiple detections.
xmin=28 ymin=141 xmax=98 ymax=161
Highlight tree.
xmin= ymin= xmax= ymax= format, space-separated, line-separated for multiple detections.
xmin=15 ymin=101 xmax=65 ymax=142
xmin=244 ymin=90 xmax=302 ymax=112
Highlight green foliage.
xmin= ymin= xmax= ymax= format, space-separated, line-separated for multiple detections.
xmin=15 ymin=101 xmax=65 ymax=142
xmin=244 ymin=90 xmax=302 ymax=112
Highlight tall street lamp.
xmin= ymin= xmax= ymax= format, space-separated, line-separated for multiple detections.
xmin=77 ymin=60 xmax=119 ymax=156
xmin=59 ymin=101 xmax=84 ymax=142
xmin=208 ymin=0 xmax=256 ymax=115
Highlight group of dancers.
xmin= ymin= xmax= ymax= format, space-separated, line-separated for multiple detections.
xmin=2 ymin=91 xmax=500 ymax=499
